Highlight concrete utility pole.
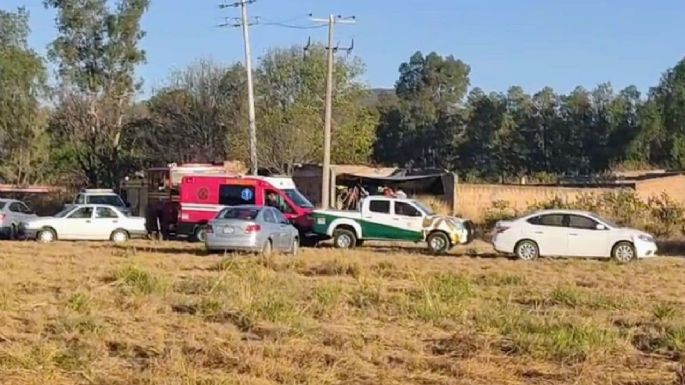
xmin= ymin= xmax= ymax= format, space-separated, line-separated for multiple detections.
xmin=310 ymin=14 xmax=355 ymax=208
xmin=220 ymin=0 xmax=258 ymax=176
xmin=240 ymin=0 xmax=258 ymax=176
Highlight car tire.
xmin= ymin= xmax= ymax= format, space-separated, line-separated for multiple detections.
xmin=291 ymin=238 xmax=299 ymax=256
xmin=333 ymin=228 xmax=356 ymax=249
xmin=515 ymin=240 xmax=539 ymax=261
xmin=262 ymin=240 xmax=273 ymax=257
xmin=192 ymin=226 xmax=207 ymax=243
xmin=9 ymin=224 xmax=17 ymax=240
xmin=38 ymin=228 xmax=56 ymax=243
xmin=612 ymin=241 xmax=636 ymax=263
xmin=427 ymin=231 xmax=450 ymax=255
xmin=111 ymin=229 xmax=129 ymax=244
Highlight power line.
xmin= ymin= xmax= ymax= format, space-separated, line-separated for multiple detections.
xmin=259 ymin=21 xmax=327 ymax=30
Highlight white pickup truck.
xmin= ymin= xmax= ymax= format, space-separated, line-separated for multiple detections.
xmin=311 ymin=196 xmax=474 ymax=254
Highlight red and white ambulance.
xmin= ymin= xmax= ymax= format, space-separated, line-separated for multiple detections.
xmin=174 ymin=175 xmax=316 ymax=243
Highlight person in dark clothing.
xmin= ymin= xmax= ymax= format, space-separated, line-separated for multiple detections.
xmin=145 ymin=201 xmax=160 ymax=240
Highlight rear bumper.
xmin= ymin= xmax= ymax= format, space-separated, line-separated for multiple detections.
xmin=205 ymin=234 xmax=261 ymax=252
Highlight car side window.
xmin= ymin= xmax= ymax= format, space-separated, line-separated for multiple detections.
xmin=569 ymin=215 xmax=598 ymax=230
xmin=394 ymin=202 xmax=422 ymax=217
xmin=96 ymin=207 xmax=119 ymax=219
xmin=219 ymin=185 xmax=255 ymax=206
xmin=68 ymin=207 xmax=93 ymax=219
xmin=262 ymin=209 xmax=276 ymax=223
xmin=535 ymin=214 xmax=565 ymax=227
xmin=273 ymin=209 xmax=288 ymax=224
xmin=8 ymin=203 xmax=22 ymax=213
xmin=19 ymin=203 xmax=32 ymax=214
xmin=369 ymin=200 xmax=390 ymax=214
xmin=76 ymin=194 xmax=86 ymax=204
xmin=265 ymin=190 xmax=294 ymax=214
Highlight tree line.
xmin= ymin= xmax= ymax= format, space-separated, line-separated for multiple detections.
xmin=2 ymin=3 xmax=685 ymax=189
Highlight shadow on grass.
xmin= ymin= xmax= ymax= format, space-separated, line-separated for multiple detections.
xmin=112 ymin=244 xmax=208 ymax=257
xmin=656 ymin=241 xmax=685 ymax=257
xmin=316 ymin=242 xmax=503 ymax=259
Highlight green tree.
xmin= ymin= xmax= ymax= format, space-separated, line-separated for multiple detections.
xmin=645 ymin=58 xmax=685 ymax=168
xmin=375 ymin=51 xmax=470 ymax=168
xmin=44 ymin=0 xmax=149 ymax=188
xmin=0 ymin=8 xmax=50 ymax=185
xmin=131 ymin=60 xmax=248 ymax=166
xmin=256 ymin=45 xmax=375 ymax=174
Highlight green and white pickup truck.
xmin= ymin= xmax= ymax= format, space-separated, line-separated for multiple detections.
xmin=311 ymin=196 xmax=474 ymax=254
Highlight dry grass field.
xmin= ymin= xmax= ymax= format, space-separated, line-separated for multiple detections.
xmin=0 ymin=240 xmax=684 ymax=385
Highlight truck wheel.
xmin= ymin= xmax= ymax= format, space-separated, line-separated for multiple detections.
xmin=427 ymin=232 xmax=450 ymax=255
xmin=333 ymin=228 xmax=356 ymax=249
xmin=192 ymin=226 xmax=207 ymax=243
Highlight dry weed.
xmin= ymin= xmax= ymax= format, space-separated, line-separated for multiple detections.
xmin=0 ymin=240 xmax=683 ymax=384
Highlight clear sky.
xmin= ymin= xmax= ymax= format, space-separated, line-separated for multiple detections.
xmin=6 ymin=0 xmax=685 ymax=97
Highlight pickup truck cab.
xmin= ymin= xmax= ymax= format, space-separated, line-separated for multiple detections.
xmin=311 ymin=196 xmax=474 ymax=254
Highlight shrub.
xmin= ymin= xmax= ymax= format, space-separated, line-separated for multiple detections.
xmin=483 ymin=200 xmax=517 ymax=228
xmin=646 ymin=193 xmax=685 ymax=238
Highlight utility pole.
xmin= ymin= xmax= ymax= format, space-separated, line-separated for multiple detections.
xmin=220 ymin=0 xmax=258 ymax=176
xmin=310 ymin=14 xmax=355 ymax=208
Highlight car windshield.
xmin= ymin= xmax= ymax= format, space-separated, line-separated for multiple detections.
xmin=414 ymin=201 xmax=435 ymax=216
xmin=221 ymin=207 xmax=260 ymax=220
xmin=0 ymin=202 xmax=6 ymax=210
xmin=590 ymin=214 xmax=620 ymax=228
xmin=88 ymin=195 xmax=124 ymax=206
xmin=54 ymin=207 xmax=73 ymax=218
xmin=283 ymin=189 xmax=313 ymax=208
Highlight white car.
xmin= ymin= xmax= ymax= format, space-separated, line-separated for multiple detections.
xmin=21 ymin=204 xmax=146 ymax=243
xmin=0 ymin=199 xmax=37 ymax=239
xmin=492 ymin=209 xmax=657 ymax=262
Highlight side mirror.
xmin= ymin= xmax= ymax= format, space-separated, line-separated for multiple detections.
xmin=596 ymin=224 xmax=607 ymax=230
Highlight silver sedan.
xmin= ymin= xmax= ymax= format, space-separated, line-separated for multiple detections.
xmin=205 ymin=205 xmax=300 ymax=255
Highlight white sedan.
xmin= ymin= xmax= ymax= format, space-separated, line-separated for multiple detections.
xmin=492 ymin=209 xmax=657 ymax=262
xmin=21 ymin=204 xmax=146 ymax=243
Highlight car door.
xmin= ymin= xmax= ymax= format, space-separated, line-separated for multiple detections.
xmin=526 ymin=214 xmax=570 ymax=256
xmin=392 ymin=201 xmax=425 ymax=241
xmin=92 ymin=206 xmax=122 ymax=240
xmin=261 ymin=208 xmax=282 ymax=249
xmin=7 ymin=202 xmax=24 ymax=227
xmin=61 ymin=207 xmax=94 ymax=239
xmin=567 ymin=215 xmax=610 ymax=257
xmin=361 ymin=200 xmax=399 ymax=240
xmin=272 ymin=209 xmax=293 ymax=251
